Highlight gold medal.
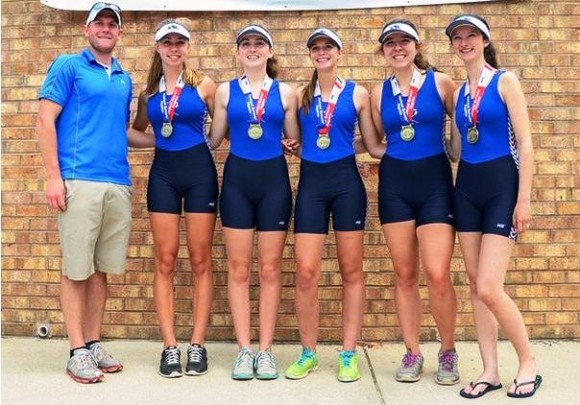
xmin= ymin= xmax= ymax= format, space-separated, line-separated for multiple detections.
xmin=248 ymin=124 xmax=263 ymax=140
xmin=400 ymin=125 xmax=415 ymax=142
xmin=467 ymin=127 xmax=479 ymax=144
xmin=316 ymin=135 xmax=331 ymax=150
xmin=161 ymin=122 xmax=173 ymax=138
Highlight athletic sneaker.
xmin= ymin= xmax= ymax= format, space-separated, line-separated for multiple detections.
xmin=87 ymin=341 xmax=123 ymax=373
xmin=254 ymin=350 xmax=279 ymax=380
xmin=435 ymin=349 xmax=460 ymax=385
xmin=395 ymin=350 xmax=424 ymax=382
xmin=285 ymin=347 xmax=319 ymax=380
xmin=185 ymin=344 xmax=208 ymax=376
xmin=66 ymin=348 xmax=104 ymax=384
xmin=159 ymin=346 xmax=183 ymax=378
xmin=337 ymin=350 xmax=360 ymax=382
xmin=232 ymin=348 xmax=254 ymax=380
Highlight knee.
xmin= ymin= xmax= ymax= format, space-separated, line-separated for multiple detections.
xmin=296 ymin=264 xmax=320 ymax=290
xmin=229 ymin=261 xmax=251 ymax=284
xmin=340 ymin=264 xmax=363 ymax=285
xmin=189 ymin=250 xmax=212 ymax=277
xmin=476 ymin=283 xmax=501 ymax=309
xmin=155 ymin=251 xmax=177 ymax=277
xmin=259 ymin=262 xmax=281 ymax=284
xmin=394 ymin=267 xmax=419 ymax=289
xmin=425 ymin=268 xmax=452 ymax=293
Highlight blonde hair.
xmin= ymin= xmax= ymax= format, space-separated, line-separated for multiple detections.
xmin=144 ymin=19 xmax=204 ymax=96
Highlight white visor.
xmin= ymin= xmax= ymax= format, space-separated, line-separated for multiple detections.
xmin=306 ymin=28 xmax=343 ymax=50
xmin=236 ymin=25 xmax=273 ymax=47
xmin=378 ymin=22 xmax=420 ymax=44
xmin=445 ymin=15 xmax=491 ymax=40
xmin=155 ymin=22 xmax=191 ymax=42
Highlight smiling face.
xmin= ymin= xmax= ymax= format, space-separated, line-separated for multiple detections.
xmin=84 ymin=11 xmax=121 ymax=56
xmin=156 ymin=33 xmax=190 ymax=68
xmin=381 ymin=33 xmax=417 ymax=69
xmin=308 ymin=37 xmax=342 ymax=72
xmin=450 ymin=26 xmax=488 ymax=63
xmin=236 ymin=35 xmax=273 ymax=69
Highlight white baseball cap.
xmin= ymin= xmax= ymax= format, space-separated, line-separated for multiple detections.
xmin=306 ymin=27 xmax=343 ymax=50
xmin=155 ymin=22 xmax=191 ymax=42
xmin=86 ymin=2 xmax=122 ymax=27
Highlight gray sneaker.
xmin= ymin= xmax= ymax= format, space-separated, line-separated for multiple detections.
xmin=395 ymin=350 xmax=424 ymax=382
xmin=254 ymin=350 xmax=279 ymax=380
xmin=435 ymin=349 xmax=459 ymax=385
xmin=66 ymin=348 xmax=104 ymax=384
xmin=232 ymin=348 xmax=254 ymax=380
xmin=88 ymin=342 xmax=123 ymax=373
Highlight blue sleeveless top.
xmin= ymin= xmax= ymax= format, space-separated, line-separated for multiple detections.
xmin=455 ymin=71 xmax=517 ymax=164
xmin=147 ymin=85 xmax=208 ymax=151
xmin=381 ymin=70 xmax=446 ymax=160
xmin=299 ymin=80 xmax=357 ymax=163
xmin=227 ymin=79 xmax=285 ymax=161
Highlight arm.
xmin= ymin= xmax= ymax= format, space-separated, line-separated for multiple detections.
xmin=435 ymin=72 xmax=460 ymax=162
xmin=128 ymin=92 xmax=155 ymax=148
xmin=500 ymin=71 xmax=534 ymax=233
xmin=207 ymin=82 xmax=230 ymax=150
xmin=198 ymin=75 xmax=217 ymax=118
xmin=279 ymin=82 xmax=301 ymax=155
xmin=37 ymin=99 xmax=66 ymax=211
xmin=354 ymin=84 xmax=385 ymax=159
xmin=446 ymin=88 xmax=462 ymax=162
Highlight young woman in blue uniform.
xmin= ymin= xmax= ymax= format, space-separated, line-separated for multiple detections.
xmin=370 ymin=19 xmax=459 ymax=385
xmin=446 ymin=15 xmax=539 ymax=399
xmin=209 ymin=25 xmax=300 ymax=381
xmin=130 ymin=20 xmax=218 ymax=378
xmin=284 ymin=28 xmax=383 ymax=383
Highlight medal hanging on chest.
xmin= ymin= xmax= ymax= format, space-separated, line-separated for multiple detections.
xmin=314 ymin=77 xmax=344 ymax=150
xmin=391 ymin=67 xmax=421 ymax=142
xmin=159 ymin=73 xmax=185 ymax=138
xmin=239 ymin=74 xmax=273 ymax=141
xmin=464 ymin=64 xmax=495 ymax=145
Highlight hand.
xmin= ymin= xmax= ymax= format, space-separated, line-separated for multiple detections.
xmin=46 ymin=178 xmax=66 ymax=212
xmin=282 ymin=139 xmax=301 ymax=156
xmin=513 ymin=199 xmax=532 ymax=233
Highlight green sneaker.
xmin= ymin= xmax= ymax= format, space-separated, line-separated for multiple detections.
xmin=285 ymin=347 xmax=319 ymax=380
xmin=337 ymin=350 xmax=360 ymax=382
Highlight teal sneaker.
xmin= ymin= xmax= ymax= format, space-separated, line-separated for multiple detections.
xmin=232 ymin=348 xmax=254 ymax=380
xmin=285 ymin=347 xmax=319 ymax=380
xmin=254 ymin=350 xmax=279 ymax=380
xmin=337 ymin=350 xmax=360 ymax=382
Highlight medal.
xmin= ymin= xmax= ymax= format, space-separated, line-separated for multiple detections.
xmin=316 ymin=136 xmax=331 ymax=150
xmin=161 ymin=122 xmax=173 ymax=138
xmin=248 ymin=124 xmax=263 ymax=140
xmin=467 ymin=126 xmax=479 ymax=144
xmin=400 ymin=125 xmax=415 ymax=142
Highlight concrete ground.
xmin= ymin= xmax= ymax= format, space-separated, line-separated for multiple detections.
xmin=1 ymin=338 xmax=577 ymax=405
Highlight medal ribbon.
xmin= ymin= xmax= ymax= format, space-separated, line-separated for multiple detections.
xmin=464 ymin=63 xmax=495 ymax=128
xmin=239 ymin=74 xmax=273 ymax=125
xmin=390 ymin=67 xmax=421 ymax=126
xmin=159 ymin=73 xmax=185 ymax=124
xmin=314 ymin=76 xmax=345 ymax=135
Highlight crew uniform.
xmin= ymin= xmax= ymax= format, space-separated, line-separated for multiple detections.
xmin=147 ymin=84 xmax=218 ymax=214
xmin=454 ymin=70 xmax=519 ymax=240
xmin=219 ymin=79 xmax=292 ymax=231
xmin=378 ymin=69 xmax=455 ymax=227
xmin=294 ymin=80 xmax=367 ymax=234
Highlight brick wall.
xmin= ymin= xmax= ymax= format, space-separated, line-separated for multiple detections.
xmin=2 ymin=0 xmax=578 ymax=342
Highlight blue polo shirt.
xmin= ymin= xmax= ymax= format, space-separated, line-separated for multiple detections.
xmin=39 ymin=48 xmax=133 ymax=185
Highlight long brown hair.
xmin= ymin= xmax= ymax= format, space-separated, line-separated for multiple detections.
xmin=143 ymin=19 xmax=204 ymax=97
xmin=377 ymin=18 xmax=440 ymax=72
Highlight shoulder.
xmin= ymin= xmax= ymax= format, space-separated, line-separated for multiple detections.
xmin=498 ymin=70 xmax=520 ymax=87
xmin=296 ymin=85 xmax=307 ymax=98
xmin=277 ymin=81 xmax=294 ymax=97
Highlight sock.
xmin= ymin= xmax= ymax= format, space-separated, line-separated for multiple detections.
xmin=70 ymin=346 xmax=87 ymax=358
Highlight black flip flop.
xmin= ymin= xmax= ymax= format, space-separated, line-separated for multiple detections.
xmin=507 ymin=375 xmax=542 ymax=398
xmin=460 ymin=381 xmax=503 ymax=399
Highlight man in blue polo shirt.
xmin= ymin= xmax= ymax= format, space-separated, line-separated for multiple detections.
xmin=37 ymin=2 xmax=132 ymax=384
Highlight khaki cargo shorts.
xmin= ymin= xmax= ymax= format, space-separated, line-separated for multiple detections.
xmin=58 ymin=180 xmax=133 ymax=281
